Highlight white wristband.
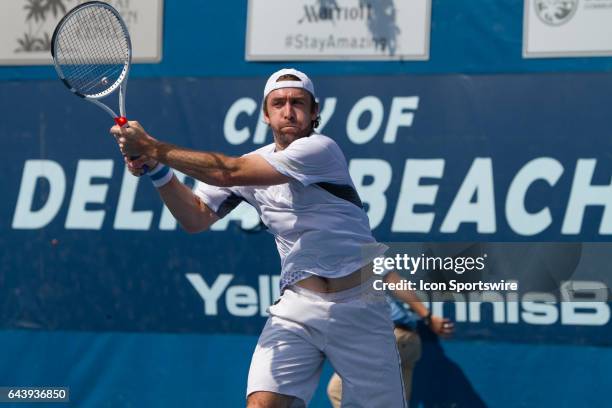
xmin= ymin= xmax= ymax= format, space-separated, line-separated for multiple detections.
xmin=148 ymin=163 xmax=174 ymax=188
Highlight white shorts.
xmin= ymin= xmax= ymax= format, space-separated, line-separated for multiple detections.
xmin=247 ymin=278 xmax=407 ymax=407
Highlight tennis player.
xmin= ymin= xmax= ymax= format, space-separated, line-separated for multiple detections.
xmin=111 ymin=68 xmax=406 ymax=407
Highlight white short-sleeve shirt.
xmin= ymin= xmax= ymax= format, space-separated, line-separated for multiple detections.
xmin=194 ymin=133 xmax=387 ymax=291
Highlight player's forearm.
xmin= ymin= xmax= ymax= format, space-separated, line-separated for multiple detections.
xmin=150 ymin=141 xmax=238 ymax=187
xmin=156 ymin=176 xmax=218 ymax=233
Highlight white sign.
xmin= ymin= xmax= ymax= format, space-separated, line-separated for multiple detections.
xmin=0 ymin=0 xmax=163 ymax=65
xmin=524 ymin=0 xmax=612 ymax=58
xmin=246 ymin=0 xmax=431 ymax=61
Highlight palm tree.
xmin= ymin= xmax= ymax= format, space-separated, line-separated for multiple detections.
xmin=44 ymin=0 xmax=67 ymax=18
xmin=36 ymin=32 xmax=52 ymax=51
xmin=24 ymin=0 xmax=47 ymax=23
xmin=15 ymin=33 xmax=38 ymax=52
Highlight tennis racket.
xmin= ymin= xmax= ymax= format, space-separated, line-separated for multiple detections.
xmin=51 ymin=1 xmax=145 ymax=167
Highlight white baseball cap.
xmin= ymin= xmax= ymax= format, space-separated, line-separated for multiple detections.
xmin=263 ymin=68 xmax=316 ymax=101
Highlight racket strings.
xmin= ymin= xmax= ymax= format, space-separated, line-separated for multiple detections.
xmin=54 ymin=6 xmax=130 ymax=97
xmin=65 ymin=9 xmax=127 ymax=91
xmin=63 ymin=8 xmax=127 ymax=72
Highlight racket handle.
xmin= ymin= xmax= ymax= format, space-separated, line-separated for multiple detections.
xmin=114 ymin=116 xmax=149 ymax=174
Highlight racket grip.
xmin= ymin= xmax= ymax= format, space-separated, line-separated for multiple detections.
xmin=114 ymin=117 xmax=149 ymax=174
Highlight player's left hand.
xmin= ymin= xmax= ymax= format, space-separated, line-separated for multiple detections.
xmin=125 ymin=155 xmax=158 ymax=177
xmin=110 ymin=120 xmax=158 ymax=157
xmin=429 ymin=315 xmax=454 ymax=337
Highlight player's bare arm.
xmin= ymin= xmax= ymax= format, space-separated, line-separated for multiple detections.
xmin=160 ymin=177 xmax=219 ymax=233
xmin=119 ymin=155 xmax=218 ymax=233
xmin=111 ymin=121 xmax=290 ymax=187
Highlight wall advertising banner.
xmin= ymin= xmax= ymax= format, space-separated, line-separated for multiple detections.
xmin=524 ymin=0 xmax=612 ymax=57
xmin=0 ymin=0 xmax=164 ymax=65
xmin=246 ymin=0 xmax=431 ymax=60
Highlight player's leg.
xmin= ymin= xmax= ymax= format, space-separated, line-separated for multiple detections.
xmin=326 ymin=280 xmax=407 ymax=407
xmin=247 ymin=290 xmax=328 ymax=407
xmin=246 ymin=391 xmax=302 ymax=408
xmin=326 ymin=327 xmax=419 ymax=407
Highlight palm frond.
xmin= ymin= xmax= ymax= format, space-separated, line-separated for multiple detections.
xmin=15 ymin=33 xmax=38 ymax=52
xmin=44 ymin=0 xmax=68 ymax=18
xmin=24 ymin=0 xmax=47 ymax=23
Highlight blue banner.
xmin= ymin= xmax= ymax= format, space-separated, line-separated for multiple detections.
xmin=1 ymin=74 xmax=611 ymax=347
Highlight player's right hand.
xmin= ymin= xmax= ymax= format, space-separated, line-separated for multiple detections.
xmin=111 ymin=121 xmax=158 ymax=158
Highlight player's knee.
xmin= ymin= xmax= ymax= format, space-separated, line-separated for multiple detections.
xmin=246 ymin=391 xmax=296 ymax=408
